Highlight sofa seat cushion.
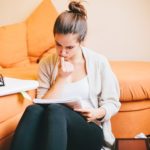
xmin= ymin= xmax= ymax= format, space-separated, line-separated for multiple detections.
xmin=0 ymin=112 xmax=24 ymax=141
xmin=0 ymin=92 xmax=34 ymax=123
xmin=0 ymin=91 xmax=34 ymax=143
xmin=119 ymin=100 xmax=150 ymax=112
xmin=0 ymin=64 xmax=38 ymax=80
xmin=111 ymin=100 xmax=150 ymax=138
xmin=110 ymin=61 xmax=150 ymax=102
xmin=0 ymin=133 xmax=13 ymax=150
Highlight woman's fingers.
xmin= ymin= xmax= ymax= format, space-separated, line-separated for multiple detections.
xmin=58 ymin=57 xmax=74 ymax=77
xmin=74 ymin=108 xmax=97 ymax=122
xmin=74 ymin=108 xmax=91 ymax=117
xmin=60 ymin=57 xmax=65 ymax=66
xmin=64 ymin=61 xmax=74 ymax=72
xmin=59 ymin=57 xmax=65 ymax=71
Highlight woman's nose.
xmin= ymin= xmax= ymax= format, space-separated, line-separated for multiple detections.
xmin=60 ymin=49 xmax=67 ymax=56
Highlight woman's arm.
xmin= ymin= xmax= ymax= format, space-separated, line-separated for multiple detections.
xmin=42 ymin=76 xmax=68 ymax=99
xmin=41 ymin=57 xmax=74 ymax=99
xmin=98 ymin=57 xmax=121 ymax=122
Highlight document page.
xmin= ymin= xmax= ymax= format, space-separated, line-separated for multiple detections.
xmin=33 ymin=98 xmax=88 ymax=109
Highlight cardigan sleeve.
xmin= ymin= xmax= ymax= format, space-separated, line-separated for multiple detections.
xmin=98 ymin=57 xmax=121 ymax=122
xmin=36 ymin=58 xmax=51 ymax=98
xmin=37 ymin=54 xmax=59 ymax=98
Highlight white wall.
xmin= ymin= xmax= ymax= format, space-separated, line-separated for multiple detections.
xmin=0 ymin=0 xmax=150 ymax=61
xmin=0 ymin=0 xmax=42 ymax=26
xmin=53 ymin=0 xmax=150 ymax=61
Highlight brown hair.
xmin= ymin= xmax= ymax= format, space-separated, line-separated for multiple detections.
xmin=53 ymin=1 xmax=87 ymax=43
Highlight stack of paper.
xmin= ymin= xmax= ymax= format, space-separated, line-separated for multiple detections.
xmin=33 ymin=98 xmax=89 ymax=109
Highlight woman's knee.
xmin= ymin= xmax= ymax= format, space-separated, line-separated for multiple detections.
xmin=46 ymin=104 xmax=71 ymax=117
xmin=46 ymin=104 xmax=63 ymax=112
xmin=25 ymin=104 xmax=44 ymax=114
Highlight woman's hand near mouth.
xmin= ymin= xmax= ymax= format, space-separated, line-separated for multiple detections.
xmin=58 ymin=57 xmax=74 ymax=79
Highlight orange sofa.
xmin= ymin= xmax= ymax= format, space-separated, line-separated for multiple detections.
xmin=110 ymin=61 xmax=150 ymax=138
xmin=0 ymin=1 xmax=58 ymax=150
xmin=0 ymin=0 xmax=150 ymax=150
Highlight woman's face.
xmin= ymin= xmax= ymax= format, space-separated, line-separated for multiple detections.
xmin=54 ymin=33 xmax=81 ymax=60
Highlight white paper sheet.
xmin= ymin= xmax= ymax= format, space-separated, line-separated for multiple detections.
xmin=33 ymin=98 xmax=89 ymax=109
xmin=0 ymin=77 xmax=39 ymax=96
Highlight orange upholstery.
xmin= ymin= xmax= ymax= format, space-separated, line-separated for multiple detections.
xmin=0 ymin=93 xmax=34 ymax=139
xmin=110 ymin=61 xmax=150 ymax=102
xmin=111 ymin=100 xmax=150 ymax=138
xmin=0 ymin=64 xmax=38 ymax=79
xmin=0 ymin=113 xmax=23 ymax=150
xmin=0 ymin=0 xmax=150 ymax=150
xmin=0 ymin=22 xmax=30 ymax=68
xmin=110 ymin=61 xmax=150 ymax=138
xmin=0 ymin=91 xmax=35 ymax=150
xmin=0 ymin=0 xmax=58 ymax=150
xmin=27 ymin=0 xmax=58 ymax=63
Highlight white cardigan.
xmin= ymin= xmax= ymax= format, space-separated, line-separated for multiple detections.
xmin=37 ymin=47 xmax=121 ymax=149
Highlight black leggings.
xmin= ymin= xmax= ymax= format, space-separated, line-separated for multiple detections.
xmin=10 ymin=104 xmax=105 ymax=150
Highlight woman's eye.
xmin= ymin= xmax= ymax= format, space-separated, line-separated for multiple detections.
xmin=67 ymin=46 xmax=74 ymax=50
xmin=56 ymin=43 xmax=61 ymax=47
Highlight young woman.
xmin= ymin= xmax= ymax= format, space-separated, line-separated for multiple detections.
xmin=10 ymin=1 xmax=120 ymax=150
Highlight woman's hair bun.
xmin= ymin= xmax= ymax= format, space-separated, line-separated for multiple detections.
xmin=68 ymin=1 xmax=87 ymax=18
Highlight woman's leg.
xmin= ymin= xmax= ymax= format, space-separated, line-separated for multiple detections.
xmin=42 ymin=104 xmax=104 ymax=150
xmin=41 ymin=104 xmax=68 ymax=150
xmin=10 ymin=104 xmax=45 ymax=150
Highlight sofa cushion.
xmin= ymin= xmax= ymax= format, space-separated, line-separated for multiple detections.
xmin=111 ymin=101 xmax=150 ymax=138
xmin=0 ymin=64 xmax=38 ymax=80
xmin=0 ymin=133 xmax=13 ymax=150
xmin=0 ymin=92 xmax=33 ymax=123
xmin=0 ymin=112 xmax=23 ymax=141
xmin=27 ymin=0 xmax=58 ymax=63
xmin=110 ymin=61 xmax=150 ymax=102
xmin=0 ymin=22 xmax=30 ymax=68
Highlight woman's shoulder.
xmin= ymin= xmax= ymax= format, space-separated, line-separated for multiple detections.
xmin=39 ymin=52 xmax=58 ymax=67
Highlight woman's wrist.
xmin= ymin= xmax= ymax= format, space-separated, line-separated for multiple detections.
xmin=96 ymin=107 xmax=106 ymax=121
xmin=42 ymin=76 xmax=68 ymax=99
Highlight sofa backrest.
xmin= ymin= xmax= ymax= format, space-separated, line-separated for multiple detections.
xmin=0 ymin=0 xmax=58 ymax=68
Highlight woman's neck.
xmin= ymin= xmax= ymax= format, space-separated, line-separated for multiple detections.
xmin=70 ymin=47 xmax=85 ymax=64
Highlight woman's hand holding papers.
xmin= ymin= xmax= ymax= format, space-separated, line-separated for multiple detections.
xmin=74 ymin=107 xmax=106 ymax=122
